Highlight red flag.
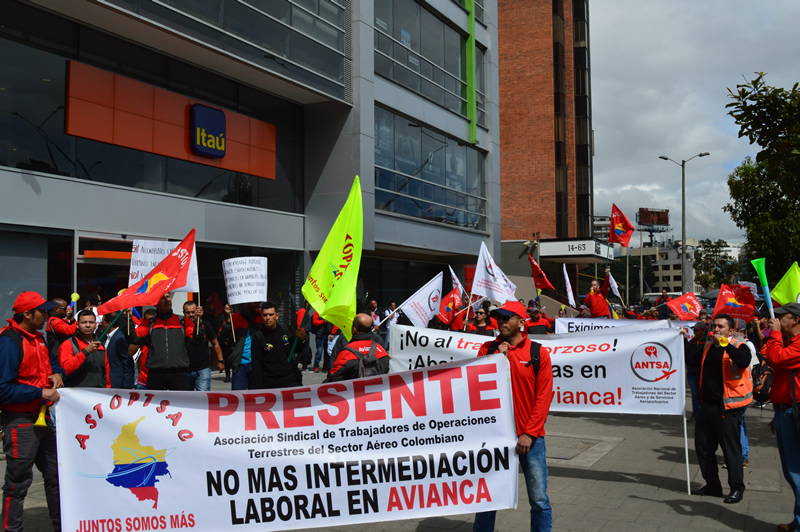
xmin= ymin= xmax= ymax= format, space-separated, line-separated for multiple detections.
xmin=712 ymin=284 xmax=756 ymax=322
xmin=609 ymin=204 xmax=635 ymax=247
xmin=98 ymin=229 xmax=196 ymax=315
xmin=528 ymin=254 xmax=555 ymax=291
xmin=437 ymin=288 xmax=463 ymax=325
xmin=666 ymin=292 xmax=703 ymax=320
xmin=205 ymin=291 xmax=224 ymax=318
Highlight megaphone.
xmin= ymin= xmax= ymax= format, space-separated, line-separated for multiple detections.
xmin=717 ymin=336 xmax=729 ymax=347
xmin=34 ymin=399 xmax=47 ymax=427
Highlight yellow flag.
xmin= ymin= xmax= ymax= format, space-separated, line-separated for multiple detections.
xmin=772 ymin=262 xmax=800 ymax=306
xmin=302 ymin=176 xmax=363 ymax=340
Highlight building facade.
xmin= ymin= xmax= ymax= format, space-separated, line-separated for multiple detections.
xmin=0 ymin=0 xmax=500 ymax=317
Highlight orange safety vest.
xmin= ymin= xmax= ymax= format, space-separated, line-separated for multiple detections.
xmin=699 ymin=337 xmax=753 ymax=410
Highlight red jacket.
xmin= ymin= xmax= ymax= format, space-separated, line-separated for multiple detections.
xmin=478 ymin=336 xmax=553 ymax=438
xmin=58 ymin=335 xmax=111 ymax=388
xmin=0 ymin=320 xmax=54 ymax=413
xmin=763 ymin=330 xmax=800 ymax=404
xmin=466 ymin=321 xmax=498 ymax=336
xmin=327 ymin=334 xmax=390 ymax=381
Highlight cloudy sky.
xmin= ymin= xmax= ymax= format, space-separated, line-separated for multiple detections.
xmin=591 ymin=0 xmax=800 ymax=246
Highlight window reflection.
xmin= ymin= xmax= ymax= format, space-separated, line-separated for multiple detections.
xmin=374 ymin=107 xmax=486 ymax=231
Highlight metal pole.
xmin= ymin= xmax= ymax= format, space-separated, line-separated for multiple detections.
xmin=626 ymin=250 xmax=630 ymax=304
xmin=639 ymin=229 xmax=643 ymax=303
xmin=681 ymin=159 xmax=687 ymax=294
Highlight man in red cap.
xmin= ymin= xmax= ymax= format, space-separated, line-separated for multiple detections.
xmin=0 ymin=291 xmax=63 ymax=531
xmin=473 ymin=300 xmax=554 ymax=531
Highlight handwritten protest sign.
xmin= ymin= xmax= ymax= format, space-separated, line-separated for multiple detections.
xmin=128 ymin=240 xmax=199 ymax=292
xmin=223 ymin=257 xmax=268 ymax=305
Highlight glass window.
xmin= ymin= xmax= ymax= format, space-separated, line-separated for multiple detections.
xmin=375 ymin=0 xmax=392 ymax=33
xmin=375 ymin=107 xmax=394 ymax=168
xmin=393 ymin=0 xmax=420 ymax=53
xmin=420 ymin=10 xmax=443 ymax=68
xmin=394 ymin=120 xmax=421 ymax=175
xmin=420 ymin=129 xmax=446 ymax=185
xmin=446 ymin=143 xmax=466 ymax=192
xmin=443 ymin=26 xmax=463 ymax=79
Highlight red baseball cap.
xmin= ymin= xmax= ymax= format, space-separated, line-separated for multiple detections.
xmin=12 ymin=291 xmax=56 ymax=314
xmin=490 ymin=300 xmax=528 ymax=320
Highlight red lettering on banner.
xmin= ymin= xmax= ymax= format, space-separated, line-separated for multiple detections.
xmin=208 ymin=393 xmax=239 ymax=432
xmin=353 ymin=378 xmax=386 ymax=422
xmin=243 ymin=393 xmax=279 ymax=430
xmin=388 ymin=373 xmax=427 ymax=418
xmin=282 ymin=388 xmax=314 ymax=427
xmin=460 ymin=480 xmax=474 ymax=503
xmin=318 ymin=383 xmax=349 ymax=424
xmin=386 ymin=480 xmax=490 ymax=510
xmin=475 ymin=478 xmax=491 ymax=502
xmin=427 ymin=367 xmax=463 ymax=414
xmin=466 ymin=364 xmax=501 ymax=411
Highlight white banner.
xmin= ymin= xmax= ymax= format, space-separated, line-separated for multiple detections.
xmin=555 ymin=318 xmax=696 ymax=338
xmin=129 ymin=240 xmax=199 ymax=293
xmin=389 ymin=324 xmax=685 ymax=415
xmin=223 ymin=257 xmax=268 ymax=306
xmin=398 ymin=272 xmax=443 ymax=329
xmin=472 ymin=242 xmax=516 ymax=302
xmin=55 ymin=357 xmax=517 ymax=531
xmin=563 ymin=264 xmax=576 ymax=307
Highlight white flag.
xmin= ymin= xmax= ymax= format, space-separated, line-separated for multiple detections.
xmin=473 ymin=242 xmax=517 ymax=302
xmin=449 ymin=265 xmax=466 ymax=297
xmin=563 ymin=264 xmax=576 ymax=307
xmin=398 ymin=272 xmax=443 ymax=329
xmin=607 ymin=272 xmax=622 ymax=300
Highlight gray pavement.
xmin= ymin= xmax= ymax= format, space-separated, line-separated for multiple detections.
xmin=3 ymin=370 xmax=794 ymax=531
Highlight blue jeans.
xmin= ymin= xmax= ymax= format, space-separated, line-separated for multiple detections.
xmin=474 ymin=436 xmax=552 ymax=532
xmin=232 ymin=363 xmax=252 ymax=391
xmin=740 ymin=406 xmax=749 ymax=460
xmin=775 ymin=407 xmax=800 ymax=530
xmin=687 ymin=372 xmax=700 ymax=415
xmin=314 ymin=333 xmax=325 ymax=369
xmin=188 ymin=367 xmax=211 ymax=391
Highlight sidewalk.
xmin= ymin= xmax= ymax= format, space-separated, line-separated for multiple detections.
xmin=3 ymin=373 xmax=793 ymax=531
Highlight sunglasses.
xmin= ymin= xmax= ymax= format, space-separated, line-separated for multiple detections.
xmin=475 ymin=311 xmax=486 ymax=315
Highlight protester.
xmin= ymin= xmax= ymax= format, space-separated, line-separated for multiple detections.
xmin=473 ymin=300 xmax=554 ymax=531
xmin=0 ymin=292 xmax=62 ymax=531
xmin=250 ymin=301 xmax=307 ymax=388
xmin=102 ymin=310 xmax=134 ymax=389
xmin=764 ymin=302 xmax=800 ymax=531
xmin=324 ymin=314 xmax=389 ymax=382
xmin=684 ymin=321 xmax=706 ymax=422
xmin=132 ymin=308 xmax=157 ymax=390
xmin=45 ymin=297 xmax=77 ymax=352
xmin=295 ymin=306 xmax=316 ymax=373
xmin=577 ymin=305 xmax=589 ymax=318
xmin=184 ymin=301 xmax=223 ymax=391
xmin=466 ymin=307 xmax=498 ymax=336
xmin=217 ymin=307 xmax=234 ymax=382
xmin=308 ymin=310 xmax=326 ymax=372
xmin=382 ymin=301 xmax=399 ymax=347
xmin=59 ymin=309 xmax=109 ymax=388
xmin=525 ymin=306 xmax=554 ymax=334
xmin=655 ymin=289 xmax=672 ymax=319
xmin=689 ymin=314 xmax=751 ymax=503
xmin=127 ymin=292 xmax=191 ymax=391
xmin=584 ymin=270 xmax=611 ymax=319
xmin=219 ymin=301 xmax=262 ymax=390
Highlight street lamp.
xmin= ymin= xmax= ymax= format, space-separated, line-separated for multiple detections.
xmin=658 ymin=152 xmax=710 ymax=294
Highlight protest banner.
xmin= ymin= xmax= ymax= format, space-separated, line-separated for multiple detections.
xmin=555 ymin=318 xmax=696 ymax=337
xmin=55 ymin=356 xmax=518 ymax=532
xmin=223 ymin=257 xmax=268 ymax=305
xmin=128 ymin=239 xmax=199 ymax=293
xmin=389 ymin=324 xmax=685 ymax=415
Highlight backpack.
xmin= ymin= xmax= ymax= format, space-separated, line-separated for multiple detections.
xmin=751 ymin=352 xmax=774 ymax=404
xmin=486 ymin=338 xmax=541 ymax=376
xmin=0 ymin=328 xmax=24 ymax=368
xmin=342 ymin=341 xmax=387 ymax=378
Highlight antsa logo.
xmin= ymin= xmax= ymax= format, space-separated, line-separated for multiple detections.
xmin=613 ymin=223 xmax=626 ymax=236
xmin=630 ymin=342 xmax=676 ymax=382
xmin=191 ymin=104 xmax=226 ymax=158
xmin=428 ymin=289 xmax=441 ymax=311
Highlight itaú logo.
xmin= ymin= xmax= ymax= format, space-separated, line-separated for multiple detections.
xmin=191 ymin=104 xmax=226 ymax=158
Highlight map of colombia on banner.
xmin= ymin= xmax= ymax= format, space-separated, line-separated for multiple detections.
xmin=56 ymin=356 xmax=518 ymax=531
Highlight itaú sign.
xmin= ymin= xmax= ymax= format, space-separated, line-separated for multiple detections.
xmin=191 ymin=104 xmax=226 ymax=158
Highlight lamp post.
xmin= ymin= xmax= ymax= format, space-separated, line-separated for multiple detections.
xmin=658 ymin=152 xmax=710 ymax=294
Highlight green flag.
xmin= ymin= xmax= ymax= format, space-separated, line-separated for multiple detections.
xmin=302 ymin=176 xmax=363 ymax=340
xmin=771 ymin=262 xmax=800 ymax=306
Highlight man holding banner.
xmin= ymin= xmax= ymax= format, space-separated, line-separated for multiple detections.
xmin=474 ymin=301 xmax=554 ymax=531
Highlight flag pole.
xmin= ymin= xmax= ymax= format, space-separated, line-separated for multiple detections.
xmin=287 ymin=303 xmax=312 ymax=363
xmin=97 ymin=310 xmax=125 ymax=344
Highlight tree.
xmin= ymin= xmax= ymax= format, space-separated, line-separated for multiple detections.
xmin=725 ymin=74 xmax=800 ymax=281
xmin=693 ymin=239 xmax=740 ymax=292
xmin=723 ymin=157 xmax=800 ymax=282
